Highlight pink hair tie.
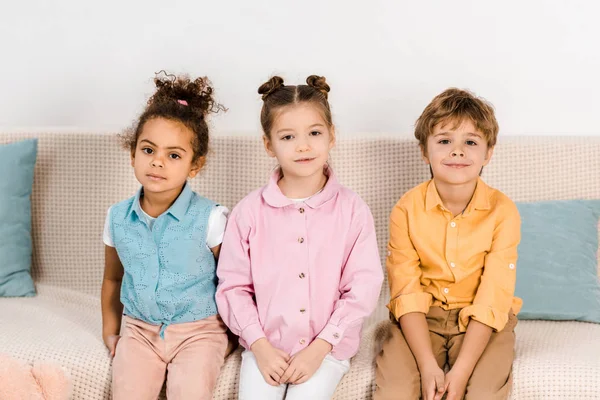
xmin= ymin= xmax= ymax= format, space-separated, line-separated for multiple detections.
xmin=177 ymin=99 xmax=188 ymax=106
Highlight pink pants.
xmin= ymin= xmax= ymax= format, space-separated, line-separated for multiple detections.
xmin=112 ymin=315 xmax=229 ymax=400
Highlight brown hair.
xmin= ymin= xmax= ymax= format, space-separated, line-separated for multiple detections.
xmin=415 ymin=88 xmax=499 ymax=149
xmin=258 ymin=75 xmax=332 ymax=138
xmin=120 ymin=71 xmax=225 ymax=162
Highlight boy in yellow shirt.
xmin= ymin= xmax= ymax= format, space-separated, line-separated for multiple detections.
xmin=375 ymin=88 xmax=521 ymax=400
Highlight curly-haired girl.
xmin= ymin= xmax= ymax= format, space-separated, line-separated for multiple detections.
xmin=101 ymin=71 xmax=229 ymax=399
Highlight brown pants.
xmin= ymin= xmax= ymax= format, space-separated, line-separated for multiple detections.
xmin=375 ymin=307 xmax=517 ymax=400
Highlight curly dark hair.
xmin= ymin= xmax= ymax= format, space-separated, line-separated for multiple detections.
xmin=120 ymin=71 xmax=225 ymax=162
xmin=258 ymin=75 xmax=332 ymax=139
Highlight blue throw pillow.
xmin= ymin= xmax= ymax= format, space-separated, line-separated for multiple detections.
xmin=515 ymin=200 xmax=600 ymax=323
xmin=0 ymin=138 xmax=38 ymax=297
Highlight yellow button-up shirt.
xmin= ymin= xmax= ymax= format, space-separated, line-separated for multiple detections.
xmin=386 ymin=178 xmax=522 ymax=332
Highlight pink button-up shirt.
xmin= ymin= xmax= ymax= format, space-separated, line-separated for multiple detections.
xmin=216 ymin=167 xmax=383 ymax=360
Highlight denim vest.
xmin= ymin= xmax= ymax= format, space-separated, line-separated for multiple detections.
xmin=110 ymin=183 xmax=218 ymax=338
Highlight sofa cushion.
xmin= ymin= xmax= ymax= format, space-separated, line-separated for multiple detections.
xmin=0 ymin=138 xmax=37 ymax=297
xmin=515 ymin=200 xmax=600 ymax=323
xmin=512 ymin=320 xmax=600 ymax=399
xmin=0 ymin=284 xmax=112 ymax=398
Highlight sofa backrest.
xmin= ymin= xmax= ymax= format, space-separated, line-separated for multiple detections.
xmin=2 ymin=133 xmax=599 ymax=325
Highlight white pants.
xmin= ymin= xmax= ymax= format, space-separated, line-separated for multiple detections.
xmin=238 ymin=350 xmax=351 ymax=400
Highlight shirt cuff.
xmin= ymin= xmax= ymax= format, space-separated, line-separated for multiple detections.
xmin=459 ymin=304 xmax=508 ymax=332
xmin=387 ymin=292 xmax=433 ymax=321
xmin=317 ymin=323 xmax=345 ymax=347
xmin=240 ymin=323 xmax=266 ymax=348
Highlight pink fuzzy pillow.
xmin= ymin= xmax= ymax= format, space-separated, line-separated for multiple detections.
xmin=0 ymin=353 xmax=71 ymax=400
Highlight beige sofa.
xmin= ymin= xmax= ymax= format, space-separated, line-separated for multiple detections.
xmin=1 ymin=132 xmax=600 ymax=400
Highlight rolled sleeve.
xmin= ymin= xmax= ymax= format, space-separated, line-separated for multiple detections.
xmin=459 ymin=201 xmax=521 ymax=332
xmin=388 ymin=292 xmax=433 ymax=319
xmin=386 ymin=202 xmax=430 ymax=321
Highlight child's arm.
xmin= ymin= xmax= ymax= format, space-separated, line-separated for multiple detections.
xmin=210 ymin=244 xmax=221 ymax=259
xmin=387 ymin=202 xmax=432 ymax=320
xmin=315 ymin=203 xmax=384 ymax=350
xmin=215 ymin=207 xmax=265 ymax=347
xmin=400 ymin=313 xmax=446 ymax=400
xmin=215 ymin=206 xmax=289 ymax=385
xmin=457 ymin=201 xmax=521 ymax=332
xmin=101 ymin=245 xmax=124 ymax=357
xmin=387 ymin=202 xmax=445 ymax=400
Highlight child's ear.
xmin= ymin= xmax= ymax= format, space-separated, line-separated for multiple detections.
xmin=483 ymin=145 xmax=494 ymax=166
xmin=420 ymin=144 xmax=430 ymax=165
xmin=263 ymin=135 xmax=276 ymax=158
xmin=130 ymin=149 xmax=136 ymax=167
xmin=188 ymin=156 xmax=206 ymax=178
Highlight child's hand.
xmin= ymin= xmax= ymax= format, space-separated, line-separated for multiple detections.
xmin=443 ymin=365 xmax=470 ymax=400
xmin=420 ymin=361 xmax=446 ymax=400
xmin=250 ymin=338 xmax=290 ymax=386
xmin=281 ymin=338 xmax=332 ymax=385
xmin=103 ymin=334 xmax=121 ymax=358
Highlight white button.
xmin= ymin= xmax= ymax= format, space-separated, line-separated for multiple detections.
xmin=443 ymin=288 xmax=449 ymax=294
xmin=509 ymin=263 xmax=515 ymax=269
xmin=450 ymin=262 xmax=456 ymax=268
xmin=450 ymin=222 xmax=456 ymax=228
xmin=387 ymin=251 xmax=392 ymax=256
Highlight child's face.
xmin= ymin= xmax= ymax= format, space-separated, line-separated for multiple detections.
xmin=422 ymin=118 xmax=493 ymax=186
xmin=131 ymin=118 xmax=202 ymax=196
xmin=263 ymin=103 xmax=335 ymax=179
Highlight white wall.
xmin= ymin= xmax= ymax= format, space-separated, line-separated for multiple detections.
xmin=1 ymin=0 xmax=598 ymax=137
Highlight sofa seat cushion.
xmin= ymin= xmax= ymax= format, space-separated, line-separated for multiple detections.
xmin=512 ymin=320 xmax=600 ymax=399
xmin=3 ymin=285 xmax=600 ymax=400
xmin=0 ymin=284 xmax=111 ymax=399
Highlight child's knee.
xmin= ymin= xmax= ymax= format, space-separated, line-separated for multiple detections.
xmin=465 ymin=374 xmax=512 ymax=400
xmin=375 ymin=324 xmax=421 ymax=400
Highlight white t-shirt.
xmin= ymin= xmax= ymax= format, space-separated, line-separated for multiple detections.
xmin=103 ymin=204 xmax=229 ymax=250
xmin=288 ymin=188 xmax=324 ymax=203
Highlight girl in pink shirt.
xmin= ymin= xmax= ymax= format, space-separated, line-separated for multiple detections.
xmin=216 ymin=75 xmax=384 ymax=400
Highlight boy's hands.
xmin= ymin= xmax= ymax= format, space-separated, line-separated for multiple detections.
xmin=103 ymin=334 xmax=121 ymax=358
xmin=422 ymin=362 xmax=472 ymax=400
xmin=420 ymin=361 xmax=446 ymax=400
xmin=280 ymin=338 xmax=332 ymax=385
xmin=443 ymin=365 xmax=471 ymax=400
xmin=251 ymin=338 xmax=290 ymax=386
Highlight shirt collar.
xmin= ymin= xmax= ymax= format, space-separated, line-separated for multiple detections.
xmin=127 ymin=181 xmax=193 ymax=222
xmin=425 ymin=177 xmax=491 ymax=214
xmin=262 ymin=165 xmax=340 ymax=209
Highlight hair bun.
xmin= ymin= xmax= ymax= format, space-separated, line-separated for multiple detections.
xmin=258 ymin=76 xmax=285 ymax=100
xmin=152 ymin=70 xmax=225 ymax=116
xmin=306 ymin=75 xmax=330 ymax=99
